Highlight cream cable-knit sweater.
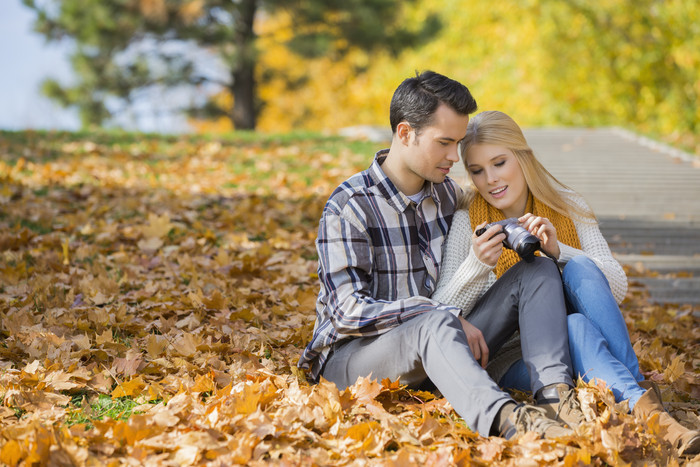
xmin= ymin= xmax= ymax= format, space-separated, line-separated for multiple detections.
xmin=432 ymin=190 xmax=628 ymax=385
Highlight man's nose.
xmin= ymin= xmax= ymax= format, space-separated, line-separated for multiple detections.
xmin=447 ymin=147 xmax=460 ymax=162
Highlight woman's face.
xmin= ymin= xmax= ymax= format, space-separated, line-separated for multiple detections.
xmin=465 ymin=143 xmax=529 ymax=218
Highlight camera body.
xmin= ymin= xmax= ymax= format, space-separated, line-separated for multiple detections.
xmin=475 ymin=218 xmax=541 ymax=261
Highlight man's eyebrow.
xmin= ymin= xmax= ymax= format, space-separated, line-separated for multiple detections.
xmin=437 ymin=136 xmax=459 ymax=142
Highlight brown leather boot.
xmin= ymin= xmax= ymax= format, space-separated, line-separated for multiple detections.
xmin=633 ymin=388 xmax=700 ymax=457
xmin=536 ymin=383 xmax=585 ymax=429
xmin=638 ymin=379 xmax=663 ymax=401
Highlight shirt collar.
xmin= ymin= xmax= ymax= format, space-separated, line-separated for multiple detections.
xmin=369 ymin=149 xmax=442 ymax=212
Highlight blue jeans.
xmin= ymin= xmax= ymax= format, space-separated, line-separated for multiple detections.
xmin=499 ymin=256 xmax=646 ymax=408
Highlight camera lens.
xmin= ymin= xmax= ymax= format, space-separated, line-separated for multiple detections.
xmin=502 ymin=223 xmax=541 ymax=260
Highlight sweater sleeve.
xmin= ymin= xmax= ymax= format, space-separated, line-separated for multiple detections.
xmin=556 ymin=192 xmax=628 ymax=304
xmin=432 ymin=209 xmax=496 ymax=316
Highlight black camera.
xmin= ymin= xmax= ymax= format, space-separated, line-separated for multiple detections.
xmin=475 ymin=218 xmax=541 ymax=261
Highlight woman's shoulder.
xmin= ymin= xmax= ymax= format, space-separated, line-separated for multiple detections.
xmin=452 ymin=206 xmax=472 ymax=227
xmin=558 ymin=187 xmax=594 ymax=212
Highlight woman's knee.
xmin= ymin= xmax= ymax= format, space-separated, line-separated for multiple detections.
xmin=563 ymin=256 xmax=605 ymax=283
xmin=562 ymin=256 xmax=611 ymax=306
xmin=566 ymin=313 xmax=590 ymax=343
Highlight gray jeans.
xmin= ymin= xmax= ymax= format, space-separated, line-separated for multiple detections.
xmin=321 ymin=257 xmax=573 ymax=436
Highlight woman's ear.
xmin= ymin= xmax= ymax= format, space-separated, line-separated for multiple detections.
xmin=396 ymin=121 xmax=412 ymax=145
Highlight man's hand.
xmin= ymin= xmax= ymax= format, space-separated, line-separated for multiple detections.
xmin=459 ymin=316 xmax=489 ymax=368
xmin=472 ymin=223 xmax=505 ymax=266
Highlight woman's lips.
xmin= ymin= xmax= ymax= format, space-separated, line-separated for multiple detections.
xmin=490 ymin=186 xmax=507 ymax=199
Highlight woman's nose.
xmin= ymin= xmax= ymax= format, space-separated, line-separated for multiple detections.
xmin=486 ymin=169 xmax=498 ymax=184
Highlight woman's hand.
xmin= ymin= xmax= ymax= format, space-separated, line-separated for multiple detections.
xmin=472 ymin=223 xmax=505 ymax=267
xmin=459 ymin=316 xmax=489 ymax=368
xmin=519 ymin=213 xmax=561 ymax=259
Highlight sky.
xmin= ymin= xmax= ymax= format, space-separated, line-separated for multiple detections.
xmin=0 ymin=0 xmax=193 ymax=133
xmin=0 ymin=0 xmax=80 ymax=131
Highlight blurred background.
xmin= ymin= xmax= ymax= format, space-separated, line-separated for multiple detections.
xmin=3 ymin=0 xmax=699 ymax=154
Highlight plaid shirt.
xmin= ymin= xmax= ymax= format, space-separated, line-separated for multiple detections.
xmin=298 ymin=150 xmax=463 ymax=380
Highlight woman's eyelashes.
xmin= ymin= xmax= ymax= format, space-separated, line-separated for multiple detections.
xmin=470 ymin=160 xmax=506 ymax=176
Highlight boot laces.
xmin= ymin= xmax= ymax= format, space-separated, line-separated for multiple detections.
xmin=515 ymin=404 xmax=561 ymax=435
xmin=557 ymin=387 xmax=583 ymax=420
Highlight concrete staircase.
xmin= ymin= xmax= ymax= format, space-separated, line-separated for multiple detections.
xmin=452 ymin=127 xmax=700 ymax=307
xmin=341 ymin=125 xmax=700 ymax=307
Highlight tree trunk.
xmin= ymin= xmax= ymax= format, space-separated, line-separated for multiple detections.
xmin=230 ymin=0 xmax=258 ymax=130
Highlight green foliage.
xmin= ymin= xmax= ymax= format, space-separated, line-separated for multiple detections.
xmin=274 ymin=0 xmax=699 ymax=154
xmin=536 ymin=0 xmax=699 ymax=151
xmin=22 ymin=0 xmax=440 ymax=130
xmin=21 ymin=0 xmax=699 ymax=154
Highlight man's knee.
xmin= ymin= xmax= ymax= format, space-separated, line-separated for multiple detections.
xmin=408 ymin=309 xmax=462 ymax=335
xmin=511 ymin=256 xmax=560 ymax=280
xmin=531 ymin=256 xmax=560 ymax=275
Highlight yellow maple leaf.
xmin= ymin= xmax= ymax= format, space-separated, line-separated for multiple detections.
xmin=112 ymin=375 xmax=147 ymax=398
xmin=663 ymin=355 xmax=686 ymax=382
xmin=141 ymin=213 xmax=173 ymax=239
xmin=202 ymin=289 xmax=227 ymax=310
xmin=137 ymin=236 xmax=164 ymax=252
xmin=0 ymin=440 xmax=23 ymax=466
xmin=350 ymin=375 xmax=383 ymax=405
xmin=145 ymin=334 xmax=168 ymax=357
xmin=173 ymin=332 xmax=199 ymax=357
xmin=345 ymin=421 xmax=380 ymax=441
xmin=192 ymin=373 xmax=216 ymax=393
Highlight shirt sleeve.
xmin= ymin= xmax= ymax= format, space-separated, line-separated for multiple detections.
xmin=317 ymin=210 xmax=461 ymax=337
xmin=556 ymin=194 xmax=628 ymax=303
xmin=432 ymin=209 xmax=496 ymax=316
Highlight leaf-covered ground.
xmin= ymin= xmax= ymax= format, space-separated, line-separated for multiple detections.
xmin=1 ymin=130 xmax=698 ymax=466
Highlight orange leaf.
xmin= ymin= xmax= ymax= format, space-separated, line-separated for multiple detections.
xmin=0 ymin=440 xmax=23 ymax=466
xmin=112 ymin=376 xmax=147 ymax=398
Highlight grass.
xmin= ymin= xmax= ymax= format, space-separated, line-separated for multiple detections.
xmin=0 ymin=130 xmax=382 ymax=198
xmin=0 ymin=129 xmax=382 ymax=165
xmin=66 ymin=394 xmax=146 ymax=429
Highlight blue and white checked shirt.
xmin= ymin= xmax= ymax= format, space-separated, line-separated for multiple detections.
xmin=299 ymin=150 xmax=463 ymax=380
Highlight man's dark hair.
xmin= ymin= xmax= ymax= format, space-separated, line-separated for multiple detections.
xmin=389 ymin=70 xmax=477 ymax=135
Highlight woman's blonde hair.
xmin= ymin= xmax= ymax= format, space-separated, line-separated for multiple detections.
xmin=458 ymin=110 xmax=595 ymax=222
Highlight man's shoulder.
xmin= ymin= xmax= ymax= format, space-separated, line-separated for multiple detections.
xmin=325 ymin=169 xmax=377 ymax=213
xmin=430 ymin=176 xmax=462 ymax=215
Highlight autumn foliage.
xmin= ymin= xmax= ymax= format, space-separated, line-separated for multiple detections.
xmin=0 ymin=131 xmax=698 ymax=465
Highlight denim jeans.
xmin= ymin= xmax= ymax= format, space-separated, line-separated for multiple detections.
xmin=499 ymin=256 xmax=646 ymax=408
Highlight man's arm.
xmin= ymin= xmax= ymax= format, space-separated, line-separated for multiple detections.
xmin=317 ymin=211 xmax=461 ymax=337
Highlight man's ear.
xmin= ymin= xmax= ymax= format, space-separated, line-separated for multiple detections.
xmin=396 ymin=121 xmax=413 ymax=145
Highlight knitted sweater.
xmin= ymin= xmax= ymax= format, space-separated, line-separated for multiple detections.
xmin=432 ymin=189 xmax=628 ymax=384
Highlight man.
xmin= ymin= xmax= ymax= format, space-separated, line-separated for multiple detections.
xmin=298 ymin=71 xmax=579 ymax=439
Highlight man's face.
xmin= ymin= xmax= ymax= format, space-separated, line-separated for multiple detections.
xmin=401 ymin=103 xmax=470 ymax=193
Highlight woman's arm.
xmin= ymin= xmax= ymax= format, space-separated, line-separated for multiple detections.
xmin=432 ymin=210 xmax=496 ymax=315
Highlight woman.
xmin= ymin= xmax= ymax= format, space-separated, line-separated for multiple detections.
xmin=433 ymin=110 xmax=700 ymax=456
